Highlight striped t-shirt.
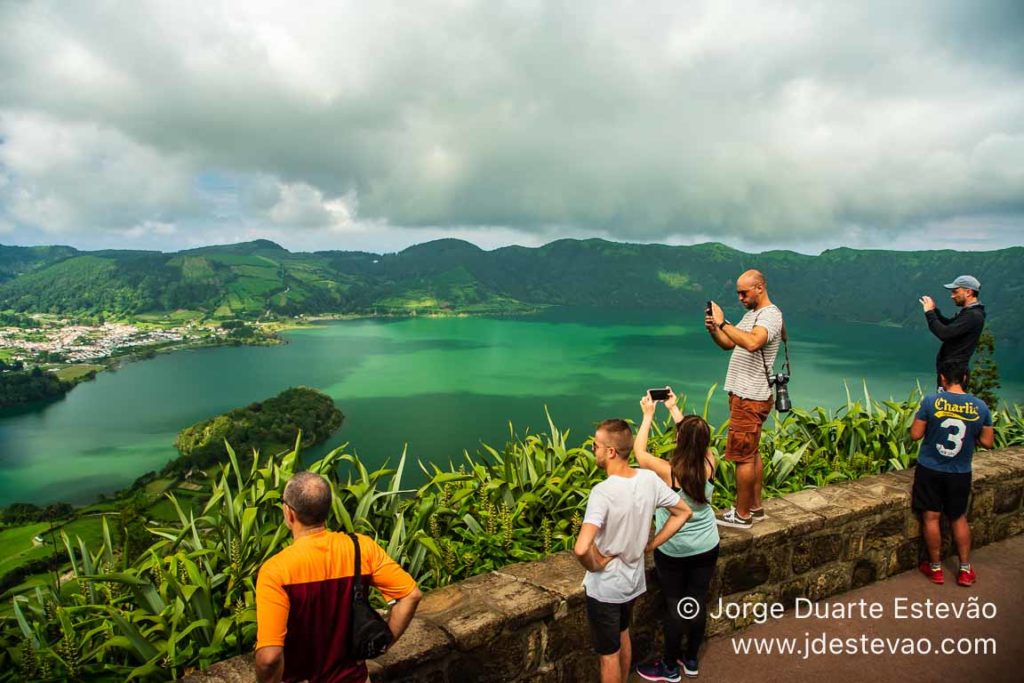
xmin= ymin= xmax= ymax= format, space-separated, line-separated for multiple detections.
xmin=723 ymin=305 xmax=784 ymax=401
xmin=256 ymin=530 xmax=417 ymax=683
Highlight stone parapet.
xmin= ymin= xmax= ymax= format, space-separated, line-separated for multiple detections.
xmin=185 ymin=447 xmax=1024 ymax=682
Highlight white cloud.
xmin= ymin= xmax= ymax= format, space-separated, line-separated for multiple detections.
xmin=0 ymin=111 xmax=196 ymax=233
xmin=120 ymin=220 xmax=177 ymax=239
xmin=0 ymin=0 xmax=1021 ymax=252
xmin=267 ymin=182 xmax=355 ymax=231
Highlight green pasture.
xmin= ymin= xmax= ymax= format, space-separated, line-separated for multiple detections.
xmin=54 ymin=364 xmax=103 ymax=382
xmin=0 ymin=523 xmax=50 ymax=577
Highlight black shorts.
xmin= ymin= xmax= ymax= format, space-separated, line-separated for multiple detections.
xmin=585 ymin=595 xmax=634 ymax=655
xmin=912 ymin=464 xmax=972 ymax=519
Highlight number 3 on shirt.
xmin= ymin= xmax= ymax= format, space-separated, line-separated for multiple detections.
xmin=936 ymin=418 xmax=966 ymax=457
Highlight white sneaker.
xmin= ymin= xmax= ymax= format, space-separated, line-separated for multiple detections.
xmin=716 ymin=507 xmax=753 ymax=529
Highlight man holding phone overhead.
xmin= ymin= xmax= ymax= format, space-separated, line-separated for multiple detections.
xmin=918 ymin=275 xmax=986 ymax=391
xmin=704 ymin=270 xmax=784 ymax=529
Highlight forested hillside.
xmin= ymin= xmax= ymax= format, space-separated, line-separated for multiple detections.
xmin=1 ymin=239 xmax=1019 ymax=344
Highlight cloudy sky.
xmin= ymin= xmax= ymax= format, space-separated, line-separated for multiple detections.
xmin=1 ymin=1 xmax=1022 ymax=255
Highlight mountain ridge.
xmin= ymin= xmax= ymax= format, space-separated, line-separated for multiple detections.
xmin=0 ymin=238 xmax=1019 ymax=345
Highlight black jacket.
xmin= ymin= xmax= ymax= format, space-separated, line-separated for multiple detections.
xmin=925 ymin=302 xmax=986 ymax=370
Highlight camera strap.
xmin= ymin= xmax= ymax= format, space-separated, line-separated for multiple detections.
xmin=754 ymin=309 xmax=790 ymax=386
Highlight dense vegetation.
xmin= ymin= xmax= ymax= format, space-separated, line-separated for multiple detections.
xmin=0 ymin=239 xmax=1019 ymax=345
xmin=170 ymin=388 xmax=343 ymax=474
xmin=0 ymin=504 xmax=74 ymax=527
xmin=0 ymin=367 xmax=72 ymax=409
xmin=2 ymin=387 xmax=1022 ymax=680
xmin=0 ymin=312 xmax=38 ymax=328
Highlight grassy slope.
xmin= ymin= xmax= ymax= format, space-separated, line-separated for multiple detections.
xmin=0 ymin=523 xmax=50 ymax=576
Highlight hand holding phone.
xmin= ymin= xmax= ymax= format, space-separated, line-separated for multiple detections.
xmin=705 ymin=300 xmax=713 ymax=316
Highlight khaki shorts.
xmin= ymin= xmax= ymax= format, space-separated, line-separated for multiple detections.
xmin=725 ymin=393 xmax=773 ymax=464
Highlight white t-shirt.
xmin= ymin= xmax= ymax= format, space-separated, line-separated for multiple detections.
xmin=581 ymin=469 xmax=681 ymax=603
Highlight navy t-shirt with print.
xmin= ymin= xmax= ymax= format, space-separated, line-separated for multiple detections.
xmin=915 ymin=392 xmax=991 ymax=473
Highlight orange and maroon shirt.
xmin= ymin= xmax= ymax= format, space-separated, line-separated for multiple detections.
xmin=256 ymin=530 xmax=417 ymax=683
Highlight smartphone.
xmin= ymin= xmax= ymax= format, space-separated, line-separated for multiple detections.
xmin=648 ymin=388 xmax=670 ymax=401
xmin=705 ymin=300 xmax=713 ymax=316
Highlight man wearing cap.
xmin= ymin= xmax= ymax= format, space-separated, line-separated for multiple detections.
xmin=919 ymin=275 xmax=986 ymax=390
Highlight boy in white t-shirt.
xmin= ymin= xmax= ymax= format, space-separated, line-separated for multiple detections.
xmin=574 ymin=418 xmax=693 ymax=683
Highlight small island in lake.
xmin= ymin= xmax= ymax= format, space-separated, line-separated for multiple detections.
xmin=168 ymin=386 xmax=344 ymax=474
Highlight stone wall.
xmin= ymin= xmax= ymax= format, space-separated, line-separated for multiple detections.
xmin=184 ymin=447 xmax=1024 ymax=682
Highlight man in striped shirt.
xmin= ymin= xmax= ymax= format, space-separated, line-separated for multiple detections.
xmin=705 ymin=270 xmax=784 ymax=529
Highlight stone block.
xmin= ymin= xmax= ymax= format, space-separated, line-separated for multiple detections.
xmin=371 ymin=616 xmax=452 ymax=675
xmin=785 ymin=484 xmax=885 ymax=525
xmin=460 ymin=571 xmax=559 ymax=630
xmin=846 ymin=474 xmax=911 ymax=510
xmin=709 ymin=589 xmax=778 ymax=633
xmin=889 ymin=539 xmax=921 ymax=575
xmin=417 ymin=585 xmax=506 ymax=652
xmin=970 ymin=488 xmax=995 ymax=517
xmin=903 ymin=509 xmax=921 ymax=538
xmin=851 ymin=558 xmax=879 ymax=588
xmin=759 ymin=497 xmax=826 ymax=536
xmin=860 ymin=510 xmax=910 ymax=555
xmin=559 ymin=653 xmax=600 ymax=682
xmin=544 ymin=603 xmax=591 ymax=663
xmin=973 ymin=457 xmax=1017 ymax=483
xmin=996 ymin=447 xmax=1024 ymax=470
xmin=792 ymin=533 xmax=843 ymax=575
xmin=802 ymin=564 xmax=851 ymax=601
xmin=444 ymin=624 xmax=544 ymax=680
xmin=370 ymin=659 xmax=448 ymax=683
xmin=888 ymin=468 xmax=916 ymax=487
xmin=499 ymin=551 xmax=586 ymax=606
xmin=865 ymin=510 xmax=906 ymax=541
xmin=1006 ymin=513 xmax=1024 ymax=537
xmin=182 ymin=654 xmax=255 ymax=683
xmin=716 ymin=528 xmax=753 ymax=555
xmin=719 ymin=551 xmax=770 ymax=594
xmin=993 ymin=481 xmax=1023 ymax=514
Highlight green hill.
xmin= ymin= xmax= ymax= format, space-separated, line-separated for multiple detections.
xmin=0 ymin=239 xmax=1019 ymax=345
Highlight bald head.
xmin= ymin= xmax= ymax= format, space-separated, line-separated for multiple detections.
xmin=736 ymin=269 xmax=769 ymax=310
xmin=283 ymin=472 xmax=332 ymax=526
xmin=738 ymin=269 xmax=765 ymax=288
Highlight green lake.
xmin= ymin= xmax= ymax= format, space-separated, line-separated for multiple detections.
xmin=1 ymin=308 xmax=1021 ymax=506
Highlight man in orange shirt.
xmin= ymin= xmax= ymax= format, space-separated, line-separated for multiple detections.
xmin=255 ymin=472 xmax=422 ymax=683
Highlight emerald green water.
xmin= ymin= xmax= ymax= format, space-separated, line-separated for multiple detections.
xmin=1 ymin=309 xmax=1021 ymax=506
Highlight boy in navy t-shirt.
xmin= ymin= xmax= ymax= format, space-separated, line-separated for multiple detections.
xmin=910 ymin=361 xmax=994 ymax=587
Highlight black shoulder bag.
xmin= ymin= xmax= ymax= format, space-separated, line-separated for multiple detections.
xmin=347 ymin=532 xmax=394 ymax=659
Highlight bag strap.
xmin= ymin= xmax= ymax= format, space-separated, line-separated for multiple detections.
xmin=347 ymin=532 xmax=364 ymax=598
xmin=754 ymin=309 xmax=790 ymax=384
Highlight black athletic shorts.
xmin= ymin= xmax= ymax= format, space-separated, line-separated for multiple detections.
xmin=912 ymin=464 xmax=972 ymax=519
xmin=585 ymin=595 xmax=634 ymax=655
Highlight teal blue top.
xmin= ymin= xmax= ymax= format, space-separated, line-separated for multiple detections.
xmin=655 ymin=479 xmax=720 ymax=557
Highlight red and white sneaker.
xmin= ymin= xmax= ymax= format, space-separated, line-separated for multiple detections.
xmin=919 ymin=561 xmax=944 ymax=585
xmin=957 ymin=566 xmax=977 ymax=587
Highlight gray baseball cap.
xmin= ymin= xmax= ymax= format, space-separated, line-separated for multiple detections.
xmin=943 ymin=275 xmax=981 ymax=291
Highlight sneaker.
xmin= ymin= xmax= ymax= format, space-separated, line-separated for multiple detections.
xmin=749 ymin=507 xmax=766 ymax=523
xmin=716 ymin=507 xmax=753 ymax=529
xmin=918 ymin=561 xmax=944 ymax=585
xmin=679 ymin=658 xmax=699 ymax=678
xmin=636 ymin=659 xmax=681 ymax=682
xmin=957 ymin=566 xmax=977 ymax=587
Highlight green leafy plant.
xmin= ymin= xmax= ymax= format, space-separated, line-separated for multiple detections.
xmin=2 ymin=388 xmax=1022 ymax=680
